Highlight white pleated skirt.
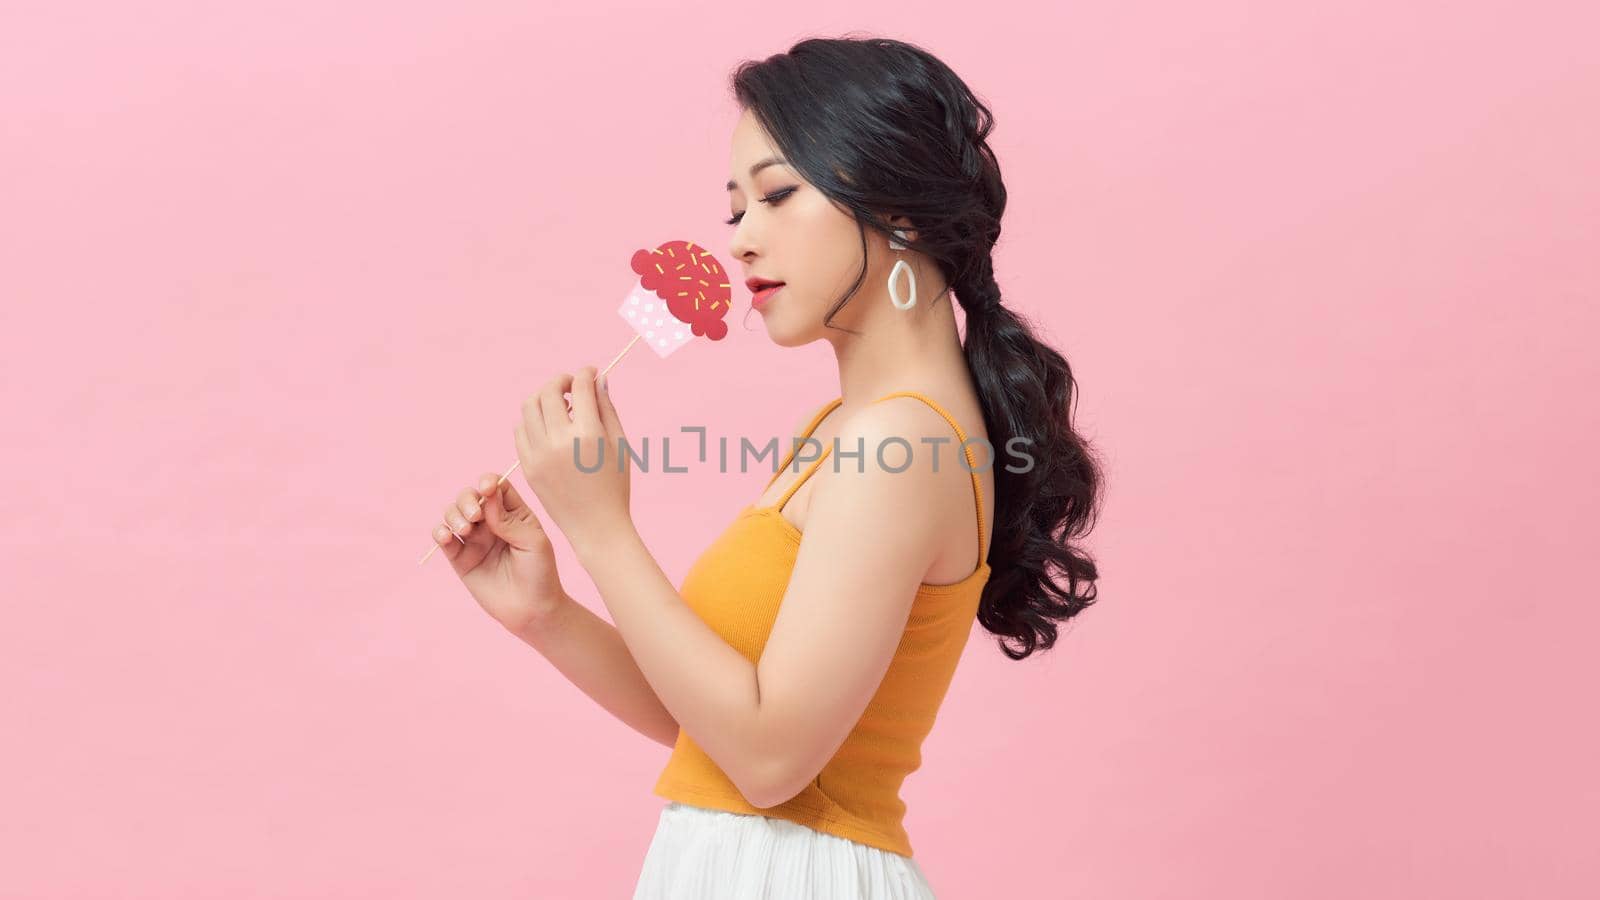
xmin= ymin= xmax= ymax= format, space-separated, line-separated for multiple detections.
xmin=632 ymin=801 xmax=938 ymax=899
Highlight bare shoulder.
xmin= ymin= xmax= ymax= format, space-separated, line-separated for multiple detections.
xmin=825 ymin=396 xmax=968 ymax=487
xmin=783 ymin=392 xmax=981 ymax=449
xmin=820 ymin=393 xmax=992 ymax=580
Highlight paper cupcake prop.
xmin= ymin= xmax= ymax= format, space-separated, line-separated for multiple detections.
xmin=611 ymin=239 xmax=732 ymax=364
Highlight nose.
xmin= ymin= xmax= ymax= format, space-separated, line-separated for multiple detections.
xmin=728 ymin=223 xmax=759 ymax=270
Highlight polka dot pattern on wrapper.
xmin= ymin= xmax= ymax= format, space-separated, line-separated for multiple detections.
xmin=619 ymin=284 xmax=694 ymax=356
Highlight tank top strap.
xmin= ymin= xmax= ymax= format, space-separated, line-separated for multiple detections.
xmin=765 ymin=396 xmax=845 ymax=490
xmin=869 ymin=390 xmax=989 ymax=562
xmin=764 ymin=397 xmax=846 ymax=504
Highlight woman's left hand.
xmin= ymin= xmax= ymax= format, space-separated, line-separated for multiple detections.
xmin=514 ymin=365 xmax=633 ymax=556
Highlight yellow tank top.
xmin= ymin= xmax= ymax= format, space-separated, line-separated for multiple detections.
xmin=652 ymin=390 xmax=991 ymax=858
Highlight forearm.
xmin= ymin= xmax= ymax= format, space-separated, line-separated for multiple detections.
xmin=573 ymin=525 xmax=777 ymax=802
xmin=512 ymin=591 xmax=681 ymax=749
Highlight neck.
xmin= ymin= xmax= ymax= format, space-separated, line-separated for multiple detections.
xmin=827 ymin=266 xmax=965 ymax=410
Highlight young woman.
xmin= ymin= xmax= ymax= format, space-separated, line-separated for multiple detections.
xmin=428 ymin=36 xmax=1102 ymax=899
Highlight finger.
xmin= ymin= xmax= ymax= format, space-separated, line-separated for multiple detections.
xmin=441 ymin=499 xmax=475 ymax=540
xmin=521 ymin=391 xmax=545 ymax=444
xmin=514 ymin=420 xmax=535 ymax=477
xmin=430 ymin=521 xmax=464 ymax=561
xmin=481 ymin=481 xmax=517 ymax=539
xmin=481 ymin=472 xmax=532 ymax=516
xmin=569 ymin=366 xmax=603 ymax=433
xmin=456 ymin=486 xmax=486 ymax=524
xmin=483 ymin=477 xmax=546 ymax=544
xmin=457 ymin=485 xmax=504 ymax=551
xmin=595 ymin=369 xmax=624 ymax=438
xmin=539 ymin=373 xmax=575 ymax=437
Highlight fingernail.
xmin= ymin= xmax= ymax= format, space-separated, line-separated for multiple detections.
xmin=599 ymin=375 xmax=609 ymax=392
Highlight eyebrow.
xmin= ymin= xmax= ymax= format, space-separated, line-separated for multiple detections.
xmin=726 ymin=156 xmax=788 ymax=191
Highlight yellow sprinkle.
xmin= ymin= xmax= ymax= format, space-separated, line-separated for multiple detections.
xmin=655 ymin=264 xmax=663 ymax=274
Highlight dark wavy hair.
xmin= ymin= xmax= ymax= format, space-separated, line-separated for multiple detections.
xmin=730 ymin=35 xmax=1104 ymax=660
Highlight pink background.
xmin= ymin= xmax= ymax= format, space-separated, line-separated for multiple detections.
xmin=3 ymin=2 xmax=1596 ymax=897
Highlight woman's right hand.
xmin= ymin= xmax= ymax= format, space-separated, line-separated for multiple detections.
xmin=432 ymin=472 xmax=568 ymax=634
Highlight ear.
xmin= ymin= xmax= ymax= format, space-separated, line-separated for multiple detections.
xmin=885 ymin=214 xmax=918 ymax=248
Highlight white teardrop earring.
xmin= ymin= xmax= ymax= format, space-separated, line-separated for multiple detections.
xmin=887 ymin=228 xmax=917 ymax=311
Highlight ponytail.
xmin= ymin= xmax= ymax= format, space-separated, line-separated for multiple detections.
xmin=957 ymin=257 xmax=1104 ymax=659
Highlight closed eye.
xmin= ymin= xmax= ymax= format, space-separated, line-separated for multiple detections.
xmin=725 ymin=186 xmax=798 ymax=226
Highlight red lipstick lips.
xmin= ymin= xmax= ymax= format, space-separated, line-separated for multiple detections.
xmin=746 ymin=277 xmax=785 ymax=311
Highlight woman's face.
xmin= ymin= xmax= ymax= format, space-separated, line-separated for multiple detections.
xmin=725 ymin=109 xmax=889 ymax=345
